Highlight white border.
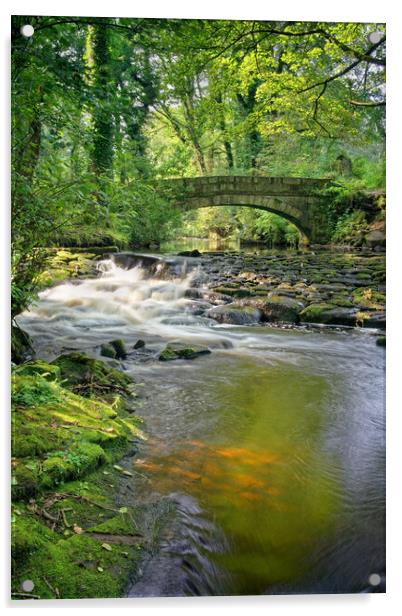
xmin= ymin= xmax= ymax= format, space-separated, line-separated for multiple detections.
xmin=2 ymin=1 xmax=401 ymax=614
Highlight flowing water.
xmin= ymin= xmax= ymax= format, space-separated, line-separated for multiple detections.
xmin=17 ymin=253 xmax=385 ymax=596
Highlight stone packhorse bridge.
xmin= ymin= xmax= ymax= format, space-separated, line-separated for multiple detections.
xmin=160 ymin=175 xmax=332 ymax=243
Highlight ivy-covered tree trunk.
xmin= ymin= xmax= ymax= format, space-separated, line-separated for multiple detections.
xmin=215 ymin=92 xmax=234 ymax=170
xmin=90 ymin=21 xmax=114 ymax=204
xmin=236 ymin=79 xmax=262 ymax=171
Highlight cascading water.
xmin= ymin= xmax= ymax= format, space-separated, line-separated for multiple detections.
xmin=17 ymin=253 xmax=386 ymax=596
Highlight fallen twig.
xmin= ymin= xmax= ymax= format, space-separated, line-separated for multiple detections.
xmin=41 ymin=508 xmax=59 ymax=523
xmin=48 ymin=492 xmax=119 ymax=513
xmin=61 ymin=508 xmax=72 ymax=527
xmin=11 ymin=592 xmax=41 ymax=599
xmin=43 ymin=576 xmax=60 ymax=598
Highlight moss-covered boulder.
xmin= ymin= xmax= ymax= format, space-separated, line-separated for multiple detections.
xmin=300 ymin=303 xmax=358 ymax=326
xmin=15 ymin=360 xmax=61 ymax=381
xmin=109 ymin=339 xmax=127 ymax=360
xmin=100 ymin=344 xmax=117 ymax=359
xmin=256 ymin=295 xmax=304 ymax=323
xmin=159 ymin=343 xmax=211 ymax=361
xmin=11 ymin=325 xmax=33 ymax=364
xmin=213 ymin=286 xmax=254 ymax=298
xmin=11 ymin=364 xmax=142 ymax=498
xmin=205 ymin=304 xmax=262 ymax=325
xmin=51 ymin=352 xmax=133 ymax=397
xmin=36 ymin=249 xmax=97 ymax=288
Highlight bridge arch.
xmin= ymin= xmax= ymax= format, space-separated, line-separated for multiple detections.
xmin=160 ymin=176 xmax=331 ymax=244
xmin=176 ymin=193 xmax=312 ymax=240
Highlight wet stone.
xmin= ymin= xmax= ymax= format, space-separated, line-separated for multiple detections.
xmin=159 ymin=343 xmax=211 ymax=361
xmin=205 ymin=304 xmax=262 ymax=325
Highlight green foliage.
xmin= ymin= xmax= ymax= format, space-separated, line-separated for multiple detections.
xmin=332 ymin=210 xmax=368 ymax=244
xmin=181 ymin=206 xmax=301 ymax=247
xmin=12 ymin=372 xmax=60 ymax=407
xmin=252 ymin=212 xmax=301 ymax=247
xmin=146 ymin=19 xmax=385 ymax=180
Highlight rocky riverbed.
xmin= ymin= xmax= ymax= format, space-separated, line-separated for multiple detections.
xmin=180 ymin=249 xmax=386 ymax=330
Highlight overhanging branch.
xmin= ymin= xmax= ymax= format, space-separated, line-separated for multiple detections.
xmin=348 ymin=99 xmax=386 ymax=107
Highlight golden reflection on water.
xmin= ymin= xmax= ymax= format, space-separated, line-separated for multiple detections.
xmin=136 ymin=360 xmax=342 ymax=594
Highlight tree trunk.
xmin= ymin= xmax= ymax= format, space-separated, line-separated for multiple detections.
xmin=91 ymin=22 xmax=114 ymax=181
xmin=216 ymin=93 xmax=234 ymax=169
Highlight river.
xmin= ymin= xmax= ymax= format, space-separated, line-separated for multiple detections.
xmin=17 ymin=248 xmax=386 ymax=596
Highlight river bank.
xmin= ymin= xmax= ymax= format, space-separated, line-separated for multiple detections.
xmin=11 ymin=352 xmax=156 ymax=599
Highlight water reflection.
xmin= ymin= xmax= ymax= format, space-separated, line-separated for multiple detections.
xmin=130 ymin=359 xmax=347 ymax=594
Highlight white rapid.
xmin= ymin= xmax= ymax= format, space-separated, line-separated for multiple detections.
xmin=17 ymin=257 xmax=228 ymax=358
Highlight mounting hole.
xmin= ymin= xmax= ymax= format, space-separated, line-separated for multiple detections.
xmin=368 ymin=31 xmax=382 ymax=45
xmin=368 ymin=573 xmax=381 ymax=587
xmin=21 ymin=579 xmax=35 ymax=592
xmin=20 ymin=24 xmax=34 ymax=38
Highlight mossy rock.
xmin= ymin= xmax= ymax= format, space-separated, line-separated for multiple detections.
xmin=159 ymin=343 xmax=211 ymax=361
xmin=36 ymin=249 xmax=97 ymax=289
xmin=355 ymin=272 xmax=372 ymax=281
xmin=88 ymin=511 xmax=139 ymax=536
xmin=15 ymin=360 xmax=61 ymax=381
xmin=12 ymin=370 xmax=142 ymax=497
xmin=109 ymin=339 xmax=127 ymax=360
xmin=376 ymin=336 xmax=386 ymax=347
xmin=51 ymin=352 xmax=133 ymax=397
xmin=100 ymin=344 xmax=117 ymax=359
xmin=12 ymin=463 xmax=40 ymax=500
xmin=213 ymin=286 xmax=253 ymax=298
xmin=300 ymin=303 xmax=357 ymax=326
xmin=41 ymin=443 xmax=107 ymax=487
xmin=12 ymin=514 xmax=56 ymax=573
xmin=205 ymin=304 xmax=262 ymax=325
xmin=351 ymin=288 xmax=386 ymax=310
xmin=11 ymin=352 xmax=146 ymax=598
xmin=257 ymin=295 xmax=304 ymax=323
xmin=11 ymin=326 xmax=33 ymax=364
xmin=327 ymin=297 xmax=355 ymax=308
